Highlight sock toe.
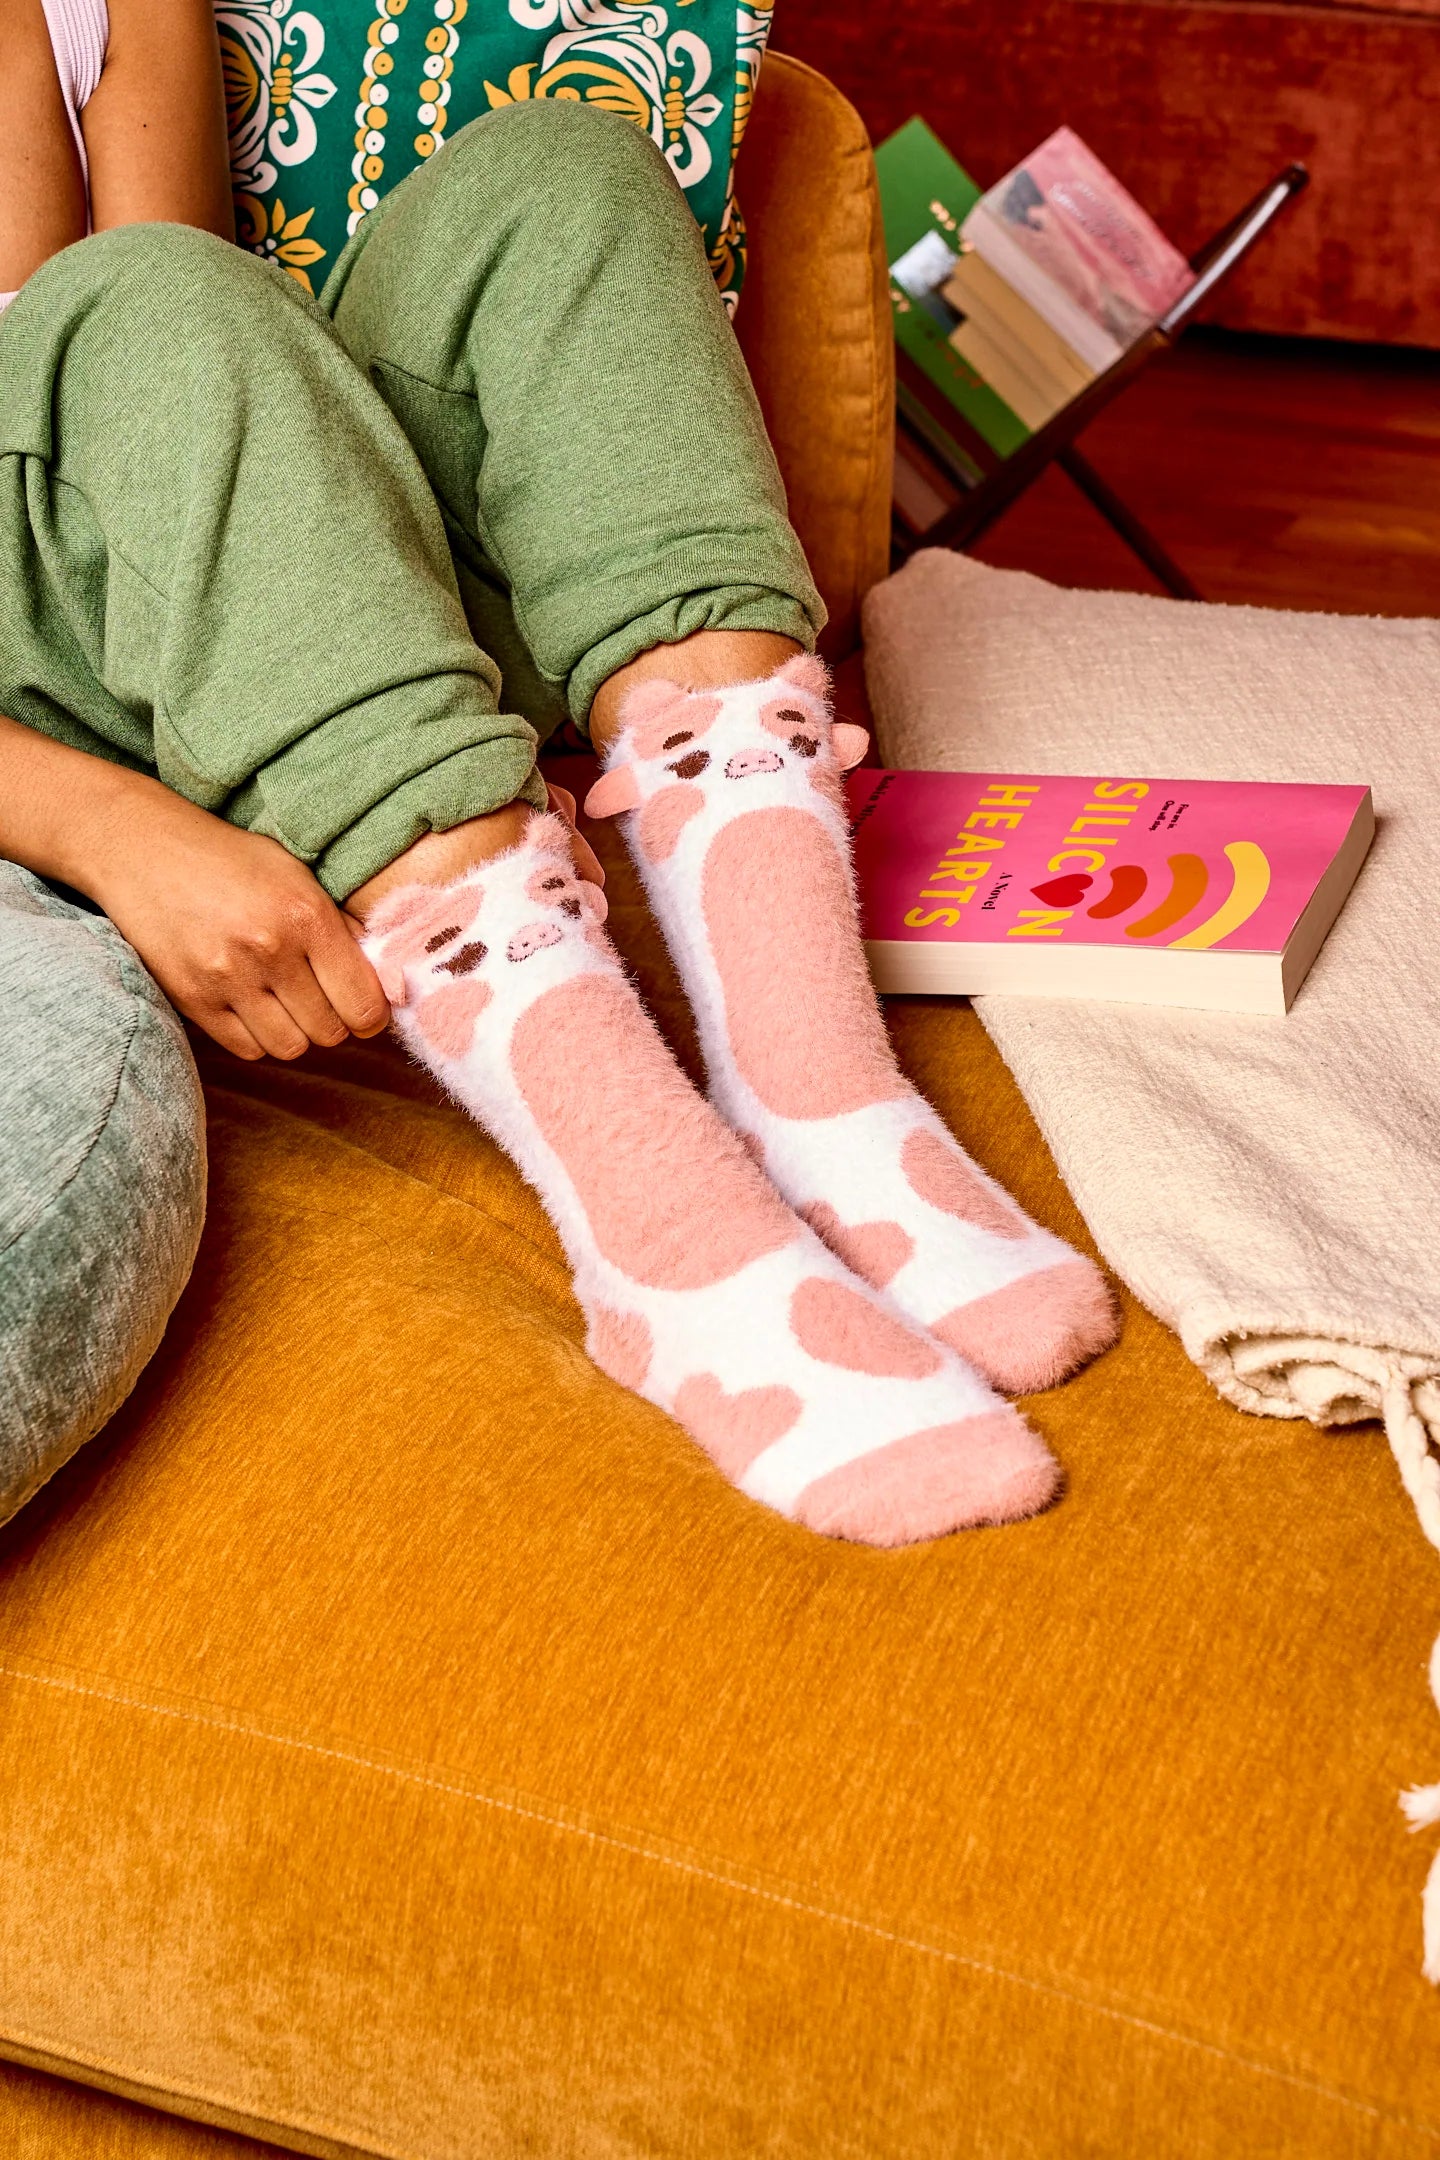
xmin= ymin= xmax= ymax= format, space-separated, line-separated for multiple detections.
xmin=791 ymin=1409 xmax=1061 ymax=1547
xmin=932 ymin=1259 xmax=1119 ymax=1395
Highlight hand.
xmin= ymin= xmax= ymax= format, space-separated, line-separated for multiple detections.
xmin=89 ymin=791 xmax=392 ymax=1062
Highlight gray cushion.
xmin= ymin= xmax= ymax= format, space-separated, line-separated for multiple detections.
xmin=0 ymin=863 xmax=205 ymax=1520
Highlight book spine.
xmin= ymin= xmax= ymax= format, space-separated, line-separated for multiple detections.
xmin=891 ymin=285 xmax=1032 ymax=458
xmin=946 ymin=287 xmax=1082 ymax=409
xmin=944 ymin=255 xmax=1097 ymax=394
xmin=948 ymin=320 xmax=1068 ymax=430
xmin=961 ymin=205 xmax=1124 ymax=373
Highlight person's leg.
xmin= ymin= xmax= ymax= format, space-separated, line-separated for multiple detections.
xmin=319 ymin=99 xmax=822 ymax=745
xmin=321 ymin=103 xmax=1114 ymax=1394
xmin=361 ymin=820 xmax=1060 ymax=1544
xmin=0 ymin=221 xmax=546 ymax=907
xmin=0 ymin=220 xmax=1060 ymax=1534
xmin=0 ymin=863 xmax=205 ymax=1519
xmin=584 ymin=662 xmax=1120 ymax=1395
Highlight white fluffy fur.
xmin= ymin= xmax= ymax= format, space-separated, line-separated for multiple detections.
xmin=591 ymin=665 xmax=1112 ymax=1388
xmin=363 ymin=821 xmax=1055 ymax=1541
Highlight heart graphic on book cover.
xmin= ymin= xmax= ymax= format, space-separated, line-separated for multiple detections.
xmin=1031 ymin=874 xmax=1093 ymax=907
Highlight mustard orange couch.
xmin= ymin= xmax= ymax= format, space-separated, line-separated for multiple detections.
xmin=2 ymin=56 xmax=1438 ymax=2160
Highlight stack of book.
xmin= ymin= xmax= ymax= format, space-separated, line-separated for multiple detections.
xmin=878 ymin=119 xmax=1195 ymax=527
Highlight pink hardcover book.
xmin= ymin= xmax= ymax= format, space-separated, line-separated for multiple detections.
xmin=846 ymin=770 xmax=1374 ymax=1013
xmin=963 ymin=126 xmax=1195 ymax=368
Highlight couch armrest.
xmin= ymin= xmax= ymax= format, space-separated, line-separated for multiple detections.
xmin=734 ymin=52 xmax=894 ymax=662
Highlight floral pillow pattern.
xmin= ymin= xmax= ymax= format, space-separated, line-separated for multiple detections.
xmin=217 ymin=0 xmax=773 ymax=311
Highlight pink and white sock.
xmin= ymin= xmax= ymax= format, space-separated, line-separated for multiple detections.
xmin=363 ymin=817 xmax=1061 ymax=1544
xmin=584 ymin=659 xmax=1118 ymax=1395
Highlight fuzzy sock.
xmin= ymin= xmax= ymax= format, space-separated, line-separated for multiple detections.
xmin=584 ymin=660 xmax=1118 ymax=1395
xmin=363 ymin=816 xmax=1061 ymax=1543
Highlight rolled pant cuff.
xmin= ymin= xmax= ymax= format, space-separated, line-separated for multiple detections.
xmin=567 ymin=588 xmax=820 ymax=735
xmin=312 ymin=745 xmax=547 ymax=901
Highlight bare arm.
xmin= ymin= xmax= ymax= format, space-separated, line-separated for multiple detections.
xmin=0 ymin=0 xmax=88 ymax=290
xmin=84 ymin=0 xmax=235 ymax=241
xmin=0 ymin=716 xmax=391 ymax=1060
xmin=0 ymin=0 xmax=233 ymax=295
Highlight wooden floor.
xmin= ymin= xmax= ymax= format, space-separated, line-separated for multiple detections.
xmin=965 ymin=328 xmax=1440 ymax=617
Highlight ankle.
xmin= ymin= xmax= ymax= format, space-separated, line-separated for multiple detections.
xmin=589 ymin=630 xmax=806 ymax=751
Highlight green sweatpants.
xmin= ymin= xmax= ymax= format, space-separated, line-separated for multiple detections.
xmin=0 ymin=101 xmax=822 ymax=900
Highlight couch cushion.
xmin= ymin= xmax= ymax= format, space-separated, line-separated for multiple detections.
xmin=221 ymin=0 xmax=765 ymax=313
xmin=0 ymin=808 xmax=1437 ymax=2159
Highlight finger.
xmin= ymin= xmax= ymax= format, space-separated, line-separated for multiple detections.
xmin=569 ymin=823 xmax=606 ymax=890
xmin=204 ymin=1011 xmax=268 ymax=1061
xmin=307 ymin=914 xmax=394 ymax=1037
xmin=546 ymin=780 xmax=606 ymax=888
xmin=267 ymin=957 xmax=355 ymax=1050
xmin=237 ymin=990 xmax=313 ymax=1062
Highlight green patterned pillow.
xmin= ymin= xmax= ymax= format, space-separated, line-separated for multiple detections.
xmin=216 ymin=0 xmax=772 ymax=312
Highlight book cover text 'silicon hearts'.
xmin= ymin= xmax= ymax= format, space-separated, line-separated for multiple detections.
xmin=847 ymin=771 xmax=1374 ymax=1014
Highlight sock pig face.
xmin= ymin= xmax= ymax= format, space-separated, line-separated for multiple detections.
xmin=364 ymin=817 xmax=610 ymax=1059
xmin=583 ymin=654 xmax=869 ymax=865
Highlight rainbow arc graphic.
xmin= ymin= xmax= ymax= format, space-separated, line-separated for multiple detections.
xmin=1033 ymin=844 xmax=1272 ymax=947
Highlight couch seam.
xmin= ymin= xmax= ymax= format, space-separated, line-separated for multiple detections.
xmin=0 ymin=1658 xmax=1436 ymax=2147
xmin=202 ymin=1080 xmax=578 ymax=1309
xmin=0 ymin=2034 xmax=400 ymax=2160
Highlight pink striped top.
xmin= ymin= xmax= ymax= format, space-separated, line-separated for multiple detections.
xmin=0 ymin=0 xmax=110 ymax=311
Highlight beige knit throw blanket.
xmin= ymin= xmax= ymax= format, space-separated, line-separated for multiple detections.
xmin=863 ymin=553 xmax=1440 ymax=1961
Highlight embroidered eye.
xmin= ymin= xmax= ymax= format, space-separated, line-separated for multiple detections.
xmin=559 ymin=897 xmax=582 ymax=918
xmin=774 ymin=708 xmax=808 ymax=727
xmin=540 ymin=875 xmax=566 ymax=891
xmin=437 ymin=940 xmax=487 ymax=977
xmin=662 ymin=730 xmax=694 ymax=752
xmin=789 ymin=734 xmax=820 ymax=759
xmin=425 ymin=924 xmax=463 ymax=952
xmin=668 ymin=749 xmax=710 ymax=780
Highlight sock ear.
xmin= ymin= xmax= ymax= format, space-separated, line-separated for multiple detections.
xmin=776 ymin=653 xmax=830 ymax=702
xmin=523 ymin=811 xmax=574 ymax=858
xmin=584 ymin=766 xmax=643 ymax=819
xmin=831 ymin=722 xmax=870 ymax=772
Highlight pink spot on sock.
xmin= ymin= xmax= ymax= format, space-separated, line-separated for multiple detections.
xmin=932 ymin=1260 xmax=1119 ymax=1395
xmin=638 ymin=782 xmax=705 ymax=863
xmin=800 ymin=1203 xmax=913 ymax=1289
xmin=789 ymin=1276 xmax=940 ymax=1379
xmin=627 ymin=689 xmax=722 ymax=762
xmin=673 ymin=1371 xmax=802 ymax=1476
xmin=792 ymin=1410 xmax=1060 ymax=1545
xmin=512 ymin=972 xmax=798 ymax=1291
xmin=760 ymin=700 xmax=822 ymax=744
xmin=587 ymin=1306 xmax=653 ymax=1391
xmin=901 ymin=1128 xmax=1026 ymax=1241
xmin=725 ymin=747 xmax=783 ymax=779
xmin=372 ymin=882 xmax=484 ymax=967
xmin=507 ymin=922 xmax=563 ymax=964
xmin=702 ymin=805 xmax=907 ymax=1119
xmin=415 ymin=978 xmax=493 ymax=1059
xmin=525 ymin=864 xmax=577 ymax=905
